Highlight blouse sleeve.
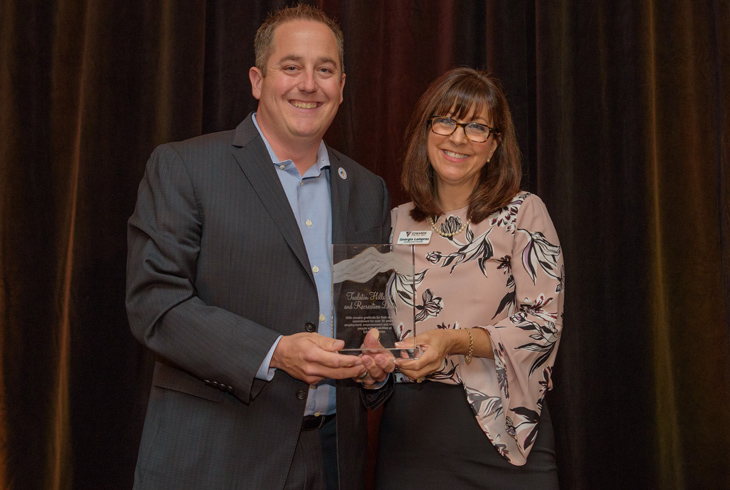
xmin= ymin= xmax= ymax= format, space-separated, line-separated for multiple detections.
xmin=465 ymin=194 xmax=565 ymax=465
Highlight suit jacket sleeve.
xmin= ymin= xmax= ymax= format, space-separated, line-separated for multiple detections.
xmin=126 ymin=142 xmax=280 ymax=404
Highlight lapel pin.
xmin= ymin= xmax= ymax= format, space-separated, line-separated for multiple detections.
xmin=338 ymin=167 xmax=347 ymax=180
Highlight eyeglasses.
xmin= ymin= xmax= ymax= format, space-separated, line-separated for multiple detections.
xmin=428 ymin=116 xmax=499 ymax=143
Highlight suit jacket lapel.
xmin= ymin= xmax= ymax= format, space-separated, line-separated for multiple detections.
xmin=231 ymin=115 xmax=313 ymax=280
xmin=328 ymin=148 xmax=350 ymax=246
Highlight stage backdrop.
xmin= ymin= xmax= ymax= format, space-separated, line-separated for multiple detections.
xmin=1 ymin=1 xmax=728 ymax=489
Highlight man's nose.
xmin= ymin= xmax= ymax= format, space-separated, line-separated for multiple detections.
xmin=299 ymin=70 xmax=317 ymax=92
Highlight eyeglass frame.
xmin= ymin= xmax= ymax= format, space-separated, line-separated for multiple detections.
xmin=427 ymin=115 xmax=500 ymax=143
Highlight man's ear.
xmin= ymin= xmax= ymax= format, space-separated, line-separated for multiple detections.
xmin=339 ymin=73 xmax=346 ymax=104
xmin=249 ymin=67 xmax=263 ymax=100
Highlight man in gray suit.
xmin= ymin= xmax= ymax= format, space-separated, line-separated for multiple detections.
xmin=126 ymin=5 xmax=391 ymax=489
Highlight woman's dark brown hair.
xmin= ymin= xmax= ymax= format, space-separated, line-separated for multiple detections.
xmin=402 ymin=68 xmax=522 ymax=223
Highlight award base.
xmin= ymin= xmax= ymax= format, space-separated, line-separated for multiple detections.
xmin=339 ymin=344 xmax=421 ymax=360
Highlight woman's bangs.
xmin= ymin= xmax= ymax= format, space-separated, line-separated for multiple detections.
xmin=437 ymin=84 xmax=490 ymax=121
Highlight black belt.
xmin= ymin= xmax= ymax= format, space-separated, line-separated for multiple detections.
xmin=302 ymin=413 xmax=336 ymax=431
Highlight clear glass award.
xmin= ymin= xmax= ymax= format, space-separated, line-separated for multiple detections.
xmin=332 ymin=244 xmax=419 ymax=359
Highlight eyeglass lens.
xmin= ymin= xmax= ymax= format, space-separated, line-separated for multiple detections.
xmin=431 ymin=117 xmax=490 ymax=142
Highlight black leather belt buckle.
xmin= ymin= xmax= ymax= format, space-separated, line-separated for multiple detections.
xmin=301 ymin=413 xmax=335 ymax=431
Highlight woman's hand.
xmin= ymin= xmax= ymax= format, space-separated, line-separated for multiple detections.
xmin=395 ymin=327 xmax=494 ymax=381
xmin=353 ymin=328 xmax=396 ymax=387
xmin=394 ymin=329 xmax=459 ymax=381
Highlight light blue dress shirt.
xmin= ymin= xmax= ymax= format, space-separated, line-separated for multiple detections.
xmin=252 ymin=114 xmax=335 ymax=416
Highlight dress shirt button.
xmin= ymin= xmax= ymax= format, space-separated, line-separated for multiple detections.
xmin=296 ymin=390 xmax=307 ymax=400
xmin=319 ymin=314 xmax=326 ymax=322
xmin=305 ymin=322 xmax=316 ymax=332
xmin=279 ymin=164 xmax=286 ymax=170
xmin=312 ymin=265 xmax=319 ymax=273
xmin=306 ymin=219 xmax=312 ymax=227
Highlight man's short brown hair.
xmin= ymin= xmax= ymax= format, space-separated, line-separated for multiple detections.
xmin=254 ymin=4 xmax=345 ymax=75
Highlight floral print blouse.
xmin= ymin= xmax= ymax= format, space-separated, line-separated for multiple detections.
xmin=389 ymin=192 xmax=565 ymax=466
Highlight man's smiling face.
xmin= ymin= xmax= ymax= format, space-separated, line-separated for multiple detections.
xmin=250 ymin=19 xmax=345 ymax=151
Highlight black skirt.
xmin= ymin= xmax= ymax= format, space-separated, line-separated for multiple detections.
xmin=375 ymin=382 xmax=559 ymax=490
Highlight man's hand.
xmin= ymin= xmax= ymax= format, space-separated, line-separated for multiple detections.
xmin=355 ymin=329 xmax=396 ymax=386
xmin=271 ymin=332 xmax=364 ymax=385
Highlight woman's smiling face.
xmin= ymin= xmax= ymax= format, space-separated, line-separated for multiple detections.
xmin=427 ymin=105 xmax=499 ymax=196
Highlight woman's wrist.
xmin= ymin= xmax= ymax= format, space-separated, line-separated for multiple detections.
xmin=446 ymin=328 xmax=470 ymax=356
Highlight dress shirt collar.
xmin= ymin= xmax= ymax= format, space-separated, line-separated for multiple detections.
xmin=252 ymin=113 xmax=330 ymax=175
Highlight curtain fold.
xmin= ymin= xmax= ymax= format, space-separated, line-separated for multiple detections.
xmin=1 ymin=1 xmax=728 ymax=488
xmin=642 ymin=2 xmax=730 ymax=486
xmin=535 ymin=2 xmax=730 ymax=489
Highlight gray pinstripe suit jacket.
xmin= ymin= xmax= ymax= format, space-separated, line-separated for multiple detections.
xmin=126 ymin=113 xmax=391 ymax=489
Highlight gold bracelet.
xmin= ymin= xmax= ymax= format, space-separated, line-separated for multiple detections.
xmin=465 ymin=328 xmax=473 ymax=365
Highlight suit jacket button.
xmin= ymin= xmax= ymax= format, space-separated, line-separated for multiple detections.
xmin=296 ymin=390 xmax=307 ymax=400
xmin=304 ymin=322 xmax=316 ymax=332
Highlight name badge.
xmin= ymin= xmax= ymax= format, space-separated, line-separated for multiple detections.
xmin=396 ymin=230 xmax=432 ymax=245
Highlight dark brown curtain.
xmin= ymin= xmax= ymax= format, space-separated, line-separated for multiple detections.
xmin=1 ymin=1 xmax=728 ymax=489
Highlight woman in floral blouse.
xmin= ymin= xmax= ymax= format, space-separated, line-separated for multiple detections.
xmin=373 ymin=68 xmax=564 ymax=489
